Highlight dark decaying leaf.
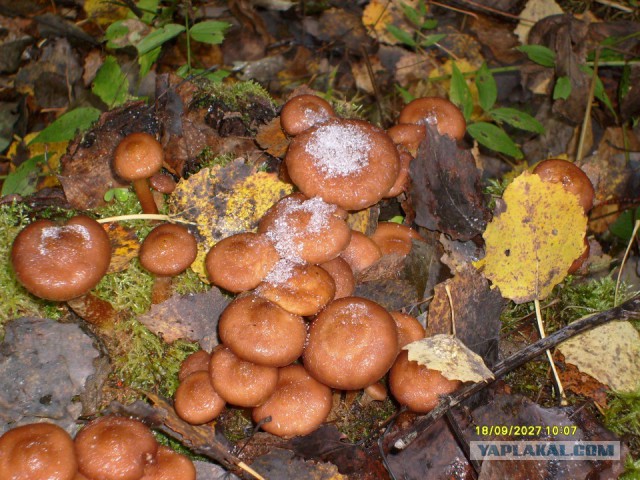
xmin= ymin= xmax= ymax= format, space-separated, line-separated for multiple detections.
xmin=409 ymin=126 xmax=490 ymax=241
xmin=137 ymin=288 xmax=230 ymax=351
xmin=0 ymin=317 xmax=100 ymax=435
xmin=250 ymin=448 xmax=344 ymax=480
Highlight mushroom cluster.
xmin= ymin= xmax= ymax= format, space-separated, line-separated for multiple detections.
xmin=0 ymin=416 xmax=196 ymax=480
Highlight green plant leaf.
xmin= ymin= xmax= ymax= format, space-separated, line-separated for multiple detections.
xmin=400 ymin=2 xmax=422 ymax=28
xmin=386 ymin=24 xmax=416 ymax=47
xmin=1 ymin=154 xmax=45 ymax=196
xmin=420 ymin=33 xmax=445 ymax=47
xmin=139 ymin=46 xmax=162 ymax=78
xmin=475 ymin=62 xmax=497 ymax=112
xmin=619 ymin=64 xmax=631 ymax=105
xmin=136 ymin=23 xmax=185 ymax=55
xmin=489 ymin=107 xmax=544 ymax=134
xmin=189 ymin=20 xmax=230 ymax=45
xmin=517 ymin=45 xmax=556 ymax=68
xmin=92 ymin=56 xmax=131 ymax=107
xmin=609 ymin=207 xmax=640 ymax=241
xmin=104 ymin=20 xmax=130 ymax=48
xmin=553 ymin=75 xmax=572 ymax=100
xmin=421 ymin=18 xmax=438 ymax=29
xmin=450 ymin=62 xmax=473 ymax=120
xmin=176 ymin=65 xmax=230 ymax=83
xmin=467 ymin=122 xmax=523 ymax=158
xmin=580 ymin=65 xmax=617 ymax=118
xmin=30 ymin=108 xmax=101 ymax=144
xmin=395 ymin=85 xmax=415 ymax=103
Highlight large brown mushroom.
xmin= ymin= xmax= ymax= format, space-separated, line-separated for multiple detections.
xmin=0 ymin=422 xmax=78 ymax=480
xmin=11 ymin=215 xmax=111 ymax=301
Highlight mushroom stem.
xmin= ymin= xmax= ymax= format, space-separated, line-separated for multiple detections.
xmin=133 ymin=178 xmax=159 ymax=214
xmin=151 ymin=276 xmax=173 ymax=304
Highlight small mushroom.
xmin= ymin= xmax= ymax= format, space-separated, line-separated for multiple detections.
xmin=280 ymin=94 xmax=336 ymax=136
xmin=387 ymin=123 xmax=426 ymax=156
xmin=533 ymin=159 xmax=595 ymax=213
xmin=390 ymin=311 xmax=426 ymax=350
xmin=370 ymin=222 xmax=424 ymax=257
xmin=339 ymin=231 xmax=382 ymax=274
xmin=318 ymin=256 xmax=355 ymax=299
xmin=178 ymin=350 xmax=211 ymax=382
xmin=219 ymin=294 xmax=306 ymax=367
xmin=174 ymin=371 xmax=226 ymax=425
xmin=75 ymin=415 xmax=158 ymax=480
xmin=252 ymin=364 xmax=332 ymax=438
xmin=209 ymin=345 xmax=279 ymax=407
xmin=11 ymin=215 xmax=111 ymax=301
xmin=0 ymin=422 xmax=78 ymax=480
xmin=303 ymin=296 xmax=398 ymax=390
xmin=114 ymin=132 xmax=164 ymax=214
xmin=140 ymin=446 xmax=196 ymax=480
xmin=149 ymin=172 xmax=177 ymax=194
xmin=398 ymin=97 xmax=466 ymax=141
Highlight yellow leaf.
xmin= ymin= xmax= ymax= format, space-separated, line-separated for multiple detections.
xmin=169 ymin=159 xmax=294 ymax=280
xmin=362 ymin=0 xmax=420 ymax=45
xmin=481 ymin=171 xmax=587 ymax=303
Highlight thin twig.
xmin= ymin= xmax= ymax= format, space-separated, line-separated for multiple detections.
xmin=534 ymin=298 xmax=567 ymax=405
xmin=576 ymin=48 xmax=600 ymax=163
xmin=615 ymin=219 xmax=640 ymax=306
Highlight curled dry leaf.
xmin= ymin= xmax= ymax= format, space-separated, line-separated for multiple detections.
xmin=404 ymin=334 xmax=494 ymax=383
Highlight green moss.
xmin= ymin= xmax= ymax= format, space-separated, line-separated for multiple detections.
xmin=195 ymin=79 xmax=275 ymax=111
xmin=111 ymin=318 xmax=199 ymax=397
xmin=605 ymin=387 xmax=640 ymax=456
xmin=556 ymin=276 xmax=631 ymax=324
xmin=91 ymin=189 xmax=156 ymax=239
xmin=172 ymin=268 xmax=209 ymax=296
xmin=218 ymin=408 xmax=254 ymax=443
xmin=620 ymin=455 xmax=640 ymax=480
xmin=153 ymin=431 xmax=208 ymax=461
xmin=94 ymin=259 xmax=154 ymax=315
xmin=0 ymin=202 xmax=61 ymax=335
xmin=197 ymin=150 xmax=235 ymax=171
xmin=334 ymin=395 xmax=397 ymax=443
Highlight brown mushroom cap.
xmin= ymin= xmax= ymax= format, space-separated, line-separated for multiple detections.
xmin=75 ymin=415 xmax=158 ymax=480
xmin=205 ymin=232 xmax=279 ymax=293
xmin=174 ymin=371 xmax=226 ymax=425
xmin=0 ymin=422 xmax=78 ymax=480
xmin=303 ymin=297 xmax=398 ymax=390
xmin=209 ymin=345 xmax=279 ymax=407
xmin=568 ymin=236 xmax=590 ymax=275
xmin=389 ymin=350 xmax=461 ymax=413
xmin=319 ymin=257 xmax=355 ymax=299
xmin=258 ymin=193 xmax=351 ymax=264
xmin=140 ymin=446 xmax=196 ymax=480
xmin=280 ymin=94 xmax=336 ymax=136
xmin=533 ymin=159 xmax=595 ymax=213
xmin=398 ymin=97 xmax=466 ymax=141
xmin=384 ymin=147 xmax=412 ymax=198
xmin=370 ymin=222 xmax=424 ymax=256
xmin=257 ymin=261 xmax=336 ymax=316
xmin=252 ymin=364 xmax=332 ymax=438
xmin=113 ymin=133 xmax=164 ymax=181
xmin=11 ymin=215 xmax=111 ymax=301
xmin=363 ymin=382 xmax=388 ymax=402
xmin=139 ymin=224 xmax=197 ymax=276
xmin=390 ymin=312 xmax=426 ymax=349
xmin=149 ymin=173 xmax=177 ymax=194
xmin=219 ymin=294 xmax=306 ymax=367
xmin=285 ymin=118 xmax=400 ymax=210
xmin=178 ymin=350 xmax=212 ymax=382
xmin=387 ymin=123 xmax=426 ymax=156
xmin=339 ymin=231 xmax=382 ymax=274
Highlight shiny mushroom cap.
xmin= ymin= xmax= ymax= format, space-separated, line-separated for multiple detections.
xmin=113 ymin=133 xmax=164 ymax=181
xmin=398 ymin=97 xmax=466 ymax=141
xmin=370 ymin=222 xmax=424 ymax=257
xmin=140 ymin=446 xmax=196 ymax=480
xmin=11 ymin=215 xmax=111 ymax=301
xmin=390 ymin=311 xmax=426 ymax=350
xmin=533 ymin=159 xmax=595 ymax=213
xmin=0 ymin=422 xmax=78 ymax=480
xmin=139 ymin=224 xmax=197 ymax=276
xmin=318 ymin=256 xmax=355 ymax=299
xmin=285 ymin=118 xmax=400 ymax=211
xmin=387 ymin=123 xmax=426 ymax=156
xmin=339 ymin=231 xmax=382 ymax=274
xmin=178 ymin=350 xmax=211 ymax=382
xmin=280 ymin=94 xmax=336 ymax=136
xmin=174 ymin=371 xmax=226 ymax=425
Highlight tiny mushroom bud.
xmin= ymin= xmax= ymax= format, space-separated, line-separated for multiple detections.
xmin=363 ymin=382 xmax=388 ymax=402
xmin=209 ymin=345 xmax=279 ymax=407
xmin=303 ymin=297 xmax=398 ymax=390
xmin=219 ymin=294 xmax=306 ymax=367
xmin=252 ymin=364 xmax=332 ymax=438
xmin=285 ymin=118 xmax=400 ymax=210
xmin=149 ymin=172 xmax=177 ymax=194
xmin=398 ymin=97 xmax=466 ymax=141
xmin=140 ymin=446 xmax=196 ymax=480
xmin=11 ymin=215 xmax=111 ymax=301
xmin=174 ymin=371 xmax=226 ymax=425
xmin=114 ymin=132 xmax=164 ymax=214
xmin=205 ymin=232 xmax=279 ymax=293
xmin=389 ymin=350 xmax=461 ymax=413
xmin=280 ymin=94 xmax=336 ymax=136
xmin=533 ymin=159 xmax=595 ymax=214
xmin=178 ymin=350 xmax=211 ymax=382
xmin=339 ymin=231 xmax=382 ymax=274
xmin=75 ymin=415 xmax=158 ymax=480
xmin=370 ymin=222 xmax=424 ymax=257
xmin=0 ymin=422 xmax=78 ymax=480
xmin=319 ymin=256 xmax=355 ymax=299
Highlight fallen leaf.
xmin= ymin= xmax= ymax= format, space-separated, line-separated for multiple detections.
xmin=250 ymin=448 xmax=345 ymax=480
xmin=514 ymin=0 xmax=563 ymax=44
xmin=558 ymin=320 xmax=640 ymax=393
xmin=480 ymin=171 xmax=587 ymax=303
xmin=103 ymin=222 xmax=140 ymax=273
xmin=405 ymin=334 xmax=494 ymax=383
xmin=556 ymin=352 xmax=609 ymax=407
xmin=255 ymin=117 xmax=289 ymax=158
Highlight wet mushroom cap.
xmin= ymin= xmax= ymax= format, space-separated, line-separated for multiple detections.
xmin=219 ymin=294 xmax=306 ymax=367
xmin=75 ymin=415 xmax=158 ymax=480
xmin=209 ymin=345 xmax=279 ymax=407
xmin=339 ymin=231 xmax=382 ymax=273
xmin=139 ymin=223 xmax=197 ymax=276
xmin=11 ymin=215 xmax=111 ymax=301
xmin=319 ymin=256 xmax=355 ymax=299
xmin=390 ymin=311 xmax=426 ymax=349
xmin=285 ymin=118 xmax=400 ymax=211
xmin=389 ymin=350 xmax=461 ymax=413
xmin=370 ymin=222 xmax=424 ymax=256
xmin=0 ymin=422 xmax=78 ymax=480
xmin=178 ymin=350 xmax=212 ymax=382
xmin=303 ymin=296 xmax=398 ymax=390
xmin=384 ymin=147 xmax=412 ymax=198
xmin=113 ymin=132 xmax=164 ymax=181
xmin=257 ymin=261 xmax=336 ymax=316
xmin=398 ymin=97 xmax=466 ymax=141
xmin=149 ymin=173 xmax=177 ymax=194
xmin=174 ymin=371 xmax=226 ymax=425
xmin=140 ymin=446 xmax=196 ymax=480
xmin=205 ymin=232 xmax=279 ymax=293
xmin=280 ymin=94 xmax=336 ymax=136
xmin=387 ymin=123 xmax=426 ymax=156
xmin=258 ymin=193 xmax=351 ymax=264
xmin=533 ymin=159 xmax=595 ymax=213
xmin=252 ymin=364 xmax=332 ymax=438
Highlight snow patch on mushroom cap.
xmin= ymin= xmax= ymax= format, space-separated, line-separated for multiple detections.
xmin=304 ymin=123 xmax=372 ymax=177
